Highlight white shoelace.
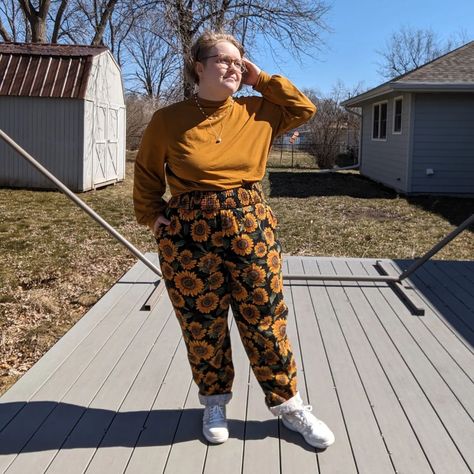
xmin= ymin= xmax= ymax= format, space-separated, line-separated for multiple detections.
xmin=288 ymin=405 xmax=319 ymax=431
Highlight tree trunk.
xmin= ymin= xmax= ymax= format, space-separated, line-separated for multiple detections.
xmin=18 ymin=0 xmax=50 ymax=42
xmin=91 ymin=0 xmax=119 ymax=46
xmin=30 ymin=16 xmax=47 ymax=42
xmin=175 ymin=1 xmax=194 ymax=99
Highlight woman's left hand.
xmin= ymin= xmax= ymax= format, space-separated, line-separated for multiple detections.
xmin=241 ymin=58 xmax=261 ymax=87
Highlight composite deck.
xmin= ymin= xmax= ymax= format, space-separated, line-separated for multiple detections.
xmin=0 ymin=254 xmax=473 ymax=474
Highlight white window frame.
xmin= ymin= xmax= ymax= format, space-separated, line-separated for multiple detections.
xmin=392 ymin=96 xmax=403 ymax=134
xmin=372 ymin=100 xmax=388 ymax=141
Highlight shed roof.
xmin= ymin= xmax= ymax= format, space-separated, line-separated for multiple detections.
xmin=0 ymin=43 xmax=108 ymax=99
xmin=342 ymin=40 xmax=474 ymax=107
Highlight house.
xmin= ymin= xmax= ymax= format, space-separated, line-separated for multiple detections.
xmin=0 ymin=43 xmax=126 ymax=192
xmin=341 ymin=41 xmax=474 ymax=195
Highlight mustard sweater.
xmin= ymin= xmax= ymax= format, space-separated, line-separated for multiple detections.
xmin=133 ymin=71 xmax=316 ymax=228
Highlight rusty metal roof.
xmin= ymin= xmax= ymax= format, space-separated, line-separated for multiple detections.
xmin=0 ymin=43 xmax=108 ymax=99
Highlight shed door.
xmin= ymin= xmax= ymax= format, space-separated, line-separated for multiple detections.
xmin=93 ymin=104 xmax=119 ymax=186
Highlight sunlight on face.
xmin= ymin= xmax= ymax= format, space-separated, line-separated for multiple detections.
xmin=196 ymin=41 xmax=243 ymax=99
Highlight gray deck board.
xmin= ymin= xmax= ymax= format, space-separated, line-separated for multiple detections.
xmin=435 ymin=260 xmax=474 ymax=297
xmin=279 ymin=266 xmax=320 ymax=474
xmin=0 ymin=257 xmax=158 ymax=473
xmin=358 ymin=260 xmax=474 ymax=470
xmin=387 ymin=262 xmax=474 ymax=381
xmin=392 ymin=261 xmax=474 ymax=352
xmin=285 ymin=258 xmax=357 ymax=474
xmin=301 ymin=257 xmax=394 ymax=474
xmin=346 ymin=259 xmax=472 ymax=473
xmin=414 ymin=263 xmax=474 ymax=333
xmin=0 ymin=257 xmax=151 ymax=428
xmin=314 ymin=257 xmax=433 ymax=474
xmin=1 ymin=255 xmax=473 ymax=473
xmin=202 ymin=320 xmax=248 ymax=474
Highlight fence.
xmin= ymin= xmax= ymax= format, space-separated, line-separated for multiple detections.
xmin=268 ymin=140 xmax=359 ymax=169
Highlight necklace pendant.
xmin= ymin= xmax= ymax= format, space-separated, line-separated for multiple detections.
xmin=216 ymin=137 xmax=222 ymax=144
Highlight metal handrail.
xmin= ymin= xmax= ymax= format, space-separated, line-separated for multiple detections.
xmin=282 ymin=213 xmax=473 ymax=283
xmin=0 ymin=128 xmax=162 ymax=278
xmin=398 ymin=213 xmax=474 ymax=281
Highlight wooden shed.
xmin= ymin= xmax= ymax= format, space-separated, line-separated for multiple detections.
xmin=0 ymin=43 xmax=126 ymax=192
xmin=342 ymin=41 xmax=474 ymax=196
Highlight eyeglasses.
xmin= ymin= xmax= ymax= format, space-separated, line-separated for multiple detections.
xmin=198 ymin=54 xmax=246 ymax=73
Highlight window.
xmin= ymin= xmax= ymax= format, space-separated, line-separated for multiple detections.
xmin=372 ymin=102 xmax=387 ymax=140
xmin=393 ymin=98 xmax=402 ymax=133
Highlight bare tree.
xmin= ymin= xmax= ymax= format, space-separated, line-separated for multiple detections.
xmin=376 ymin=26 xmax=465 ymax=80
xmin=73 ymin=0 xmax=120 ymax=46
xmin=125 ymin=93 xmax=158 ymax=150
xmin=0 ymin=0 xmax=85 ymax=44
xmin=160 ymin=0 xmax=331 ymax=97
xmin=0 ymin=0 xmax=124 ymax=46
xmin=305 ymin=82 xmax=362 ymax=169
xmin=0 ymin=0 xmax=21 ymax=41
xmin=125 ymin=20 xmax=181 ymax=100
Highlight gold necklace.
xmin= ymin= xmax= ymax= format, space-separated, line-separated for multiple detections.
xmin=194 ymin=93 xmax=233 ymax=144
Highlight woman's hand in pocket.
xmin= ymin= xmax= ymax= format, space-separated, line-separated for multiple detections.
xmin=153 ymin=214 xmax=171 ymax=236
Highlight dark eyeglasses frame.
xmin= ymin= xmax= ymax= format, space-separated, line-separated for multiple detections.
xmin=198 ymin=54 xmax=246 ymax=73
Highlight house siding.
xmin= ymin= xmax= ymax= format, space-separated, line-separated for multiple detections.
xmin=360 ymin=92 xmax=411 ymax=193
xmin=0 ymin=96 xmax=84 ymax=191
xmin=411 ymin=93 xmax=474 ymax=194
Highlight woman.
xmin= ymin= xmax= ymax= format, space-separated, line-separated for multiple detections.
xmin=133 ymin=30 xmax=335 ymax=449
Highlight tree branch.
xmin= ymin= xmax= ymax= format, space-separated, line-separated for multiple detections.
xmin=91 ymin=0 xmax=119 ymax=45
xmin=51 ymin=0 xmax=70 ymax=43
xmin=0 ymin=17 xmax=12 ymax=41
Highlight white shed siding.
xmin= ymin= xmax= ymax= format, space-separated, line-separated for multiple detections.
xmin=117 ymin=107 xmax=126 ymax=179
xmin=83 ymin=51 xmax=126 ymax=188
xmin=84 ymin=52 xmax=124 ymax=106
xmin=410 ymin=93 xmax=474 ymax=194
xmin=360 ymin=93 xmax=411 ymax=193
xmin=0 ymin=97 xmax=84 ymax=190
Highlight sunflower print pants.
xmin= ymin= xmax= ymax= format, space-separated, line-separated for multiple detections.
xmin=155 ymin=182 xmax=297 ymax=408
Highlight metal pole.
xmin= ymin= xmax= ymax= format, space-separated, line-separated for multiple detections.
xmin=282 ymin=273 xmax=399 ymax=282
xmin=398 ymin=213 xmax=474 ymax=281
xmin=280 ymin=136 xmax=283 ymax=165
xmin=0 ymin=128 xmax=162 ymax=278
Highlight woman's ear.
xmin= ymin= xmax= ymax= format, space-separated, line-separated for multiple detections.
xmin=195 ymin=61 xmax=204 ymax=79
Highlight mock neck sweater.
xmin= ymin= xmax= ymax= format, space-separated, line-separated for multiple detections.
xmin=133 ymin=71 xmax=316 ymax=228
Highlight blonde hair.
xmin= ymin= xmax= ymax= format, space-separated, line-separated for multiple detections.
xmin=186 ymin=30 xmax=245 ymax=85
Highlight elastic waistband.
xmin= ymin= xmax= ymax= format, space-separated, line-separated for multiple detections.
xmin=167 ymin=182 xmax=264 ymax=210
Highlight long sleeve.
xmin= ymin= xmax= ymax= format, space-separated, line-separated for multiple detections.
xmin=133 ymin=111 xmax=168 ymax=229
xmin=253 ymin=71 xmax=317 ymax=137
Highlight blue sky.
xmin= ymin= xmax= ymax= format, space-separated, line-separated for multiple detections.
xmin=252 ymin=0 xmax=474 ymax=96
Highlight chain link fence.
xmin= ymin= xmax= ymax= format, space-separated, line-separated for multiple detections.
xmin=268 ymin=139 xmax=359 ymax=169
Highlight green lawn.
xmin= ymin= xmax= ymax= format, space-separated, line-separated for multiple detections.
xmin=1 ymin=155 xmax=473 ymax=395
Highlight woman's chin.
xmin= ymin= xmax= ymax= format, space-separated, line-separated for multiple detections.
xmin=222 ymin=79 xmax=240 ymax=94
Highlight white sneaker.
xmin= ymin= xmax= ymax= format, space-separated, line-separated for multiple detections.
xmin=203 ymin=404 xmax=229 ymax=444
xmin=281 ymin=404 xmax=335 ymax=449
